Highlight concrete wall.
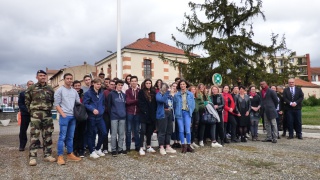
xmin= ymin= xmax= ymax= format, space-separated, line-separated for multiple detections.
xmin=302 ymin=87 xmax=320 ymax=99
xmin=0 ymin=112 xmax=17 ymax=122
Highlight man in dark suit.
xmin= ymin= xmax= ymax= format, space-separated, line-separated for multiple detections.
xmin=18 ymin=80 xmax=40 ymax=151
xmin=282 ymin=78 xmax=304 ymax=139
xmin=260 ymin=81 xmax=279 ymax=143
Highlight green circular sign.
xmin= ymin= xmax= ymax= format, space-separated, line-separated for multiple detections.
xmin=212 ymin=73 xmax=222 ymax=86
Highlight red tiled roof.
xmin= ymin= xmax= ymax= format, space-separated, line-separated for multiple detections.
xmin=295 ymin=78 xmax=320 ymax=88
xmin=124 ymin=37 xmax=198 ymax=56
xmin=310 ymin=67 xmax=320 ymax=74
xmin=46 ymin=69 xmax=59 ymax=74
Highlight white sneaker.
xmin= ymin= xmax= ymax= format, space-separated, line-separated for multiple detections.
xmin=165 ymin=147 xmax=177 ymax=154
xmin=103 ymin=150 xmax=108 ymax=154
xmin=95 ymin=149 xmax=105 ymax=157
xmin=139 ymin=149 xmax=145 ymax=156
xmin=146 ymin=147 xmax=156 ymax=153
xmin=151 ymin=133 xmax=158 ymax=141
xmin=199 ymin=141 xmax=204 ymax=147
xmin=90 ymin=151 xmax=100 ymax=159
xmin=191 ymin=142 xmax=200 ymax=149
xmin=160 ymin=148 xmax=166 ymax=155
xmin=211 ymin=142 xmax=223 ymax=148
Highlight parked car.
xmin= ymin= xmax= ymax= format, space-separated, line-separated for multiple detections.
xmin=2 ymin=107 xmax=15 ymax=113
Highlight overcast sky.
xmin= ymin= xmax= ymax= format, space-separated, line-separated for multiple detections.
xmin=0 ymin=0 xmax=319 ymax=85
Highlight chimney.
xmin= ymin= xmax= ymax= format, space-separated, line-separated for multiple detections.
xmin=148 ymin=32 xmax=156 ymax=42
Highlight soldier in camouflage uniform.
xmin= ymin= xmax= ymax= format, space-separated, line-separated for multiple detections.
xmin=25 ymin=70 xmax=56 ymax=166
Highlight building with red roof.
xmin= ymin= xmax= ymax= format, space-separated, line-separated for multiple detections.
xmin=95 ymin=32 xmax=194 ymax=82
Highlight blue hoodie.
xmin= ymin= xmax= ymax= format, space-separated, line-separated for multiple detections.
xmin=107 ymin=90 xmax=126 ymax=120
xmin=83 ymin=86 xmax=105 ymax=119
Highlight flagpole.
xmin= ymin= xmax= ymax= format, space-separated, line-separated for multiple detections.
xmin=116 ymin=0 xmax=122 ymax=79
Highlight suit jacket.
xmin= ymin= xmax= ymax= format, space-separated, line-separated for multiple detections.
xmin=282 ymin=86 xmax=304 ymax=110
xmin=18 ymin=91 xmax=30 ymax=116
xmin=260 ymin=88 xmax=278 ymax=120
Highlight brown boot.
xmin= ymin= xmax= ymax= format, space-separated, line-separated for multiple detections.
xmin=187 ymin=144 xmax=194 ymax=153
xmin=57 ymin=156 xmax=65 ymax=165
xmin=181 ymin=144 xmax=187 ymax=153
xmin=67 ymin=153 xmax=81 ymax=162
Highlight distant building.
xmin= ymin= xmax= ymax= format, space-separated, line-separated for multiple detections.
xmin=45 ymin=68 xmax=59 ymax=85
xmin=261 ymin=52 xmax=311 ymax=81
xmin=49 ymin=62 xmax=96 ymax=90
xmin=0 ymin=84 xmax=23 ymax=107
xmin=95 ymin=32 xmax=195 ymax=84
xmin=294 ymin=78 xmax=320 ymax=98
xmin=310 ymin=67 xmax=320 ymax=85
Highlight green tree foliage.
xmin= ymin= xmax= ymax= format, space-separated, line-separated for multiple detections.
xmin=160 ymin=0 xmax=297 ymax=86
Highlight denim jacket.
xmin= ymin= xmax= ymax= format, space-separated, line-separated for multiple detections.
xmin=173 ymin=90 xmax=195 ymax=118
xmin=155 ymin=91 xmax=170 ymax=119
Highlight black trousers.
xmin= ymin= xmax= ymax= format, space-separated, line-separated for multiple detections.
xmin=19 ymin=115 xmax=30 ymax=148
xmin=191 ymin=111 xmax=199 ymax=143
xmin=227 ymin=113 xmax=237 ymax=140
xmin=102 ymin=113 xmax=111 ymax=151
xmin=140 ymin=122 xmax=155 ymax=147
xmin=215 ymin=113 xmax=224 ymax=142
xmin=73 ymin=120 xmax=87 ymax=152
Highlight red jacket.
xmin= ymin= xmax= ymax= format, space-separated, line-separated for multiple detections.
xmin=222 ymin=92 xmax=236 ymax=122
xmin=104 ymin=88 xmax=112 ymax=113
xmin=125 ymin=87 xmax=140 ymax=115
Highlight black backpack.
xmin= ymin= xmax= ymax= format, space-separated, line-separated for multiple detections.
xmin=73 ymin=101 xmax=88 ymax=121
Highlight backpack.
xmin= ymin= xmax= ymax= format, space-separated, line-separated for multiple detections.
xmin=73 ymin=101 xmax=88 ymax=121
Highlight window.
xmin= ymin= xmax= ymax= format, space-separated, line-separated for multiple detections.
xmin=278 ymin=60 xmax=283 ymax=66
xmin=290 ymin=58 xmax=294 ymax=63
xmin=269 ymin=69 xmax=274 ymax=73
xmin=312 ymin=75 xmax=316 ymax=81
xmin=144 ymin=59 xmax=151 ymax=79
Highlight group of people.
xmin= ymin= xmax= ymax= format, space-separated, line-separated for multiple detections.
xmin=18 ymin=70 xmax=304 ymax=166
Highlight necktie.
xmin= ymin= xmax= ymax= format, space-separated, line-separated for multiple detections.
xmin=290 ymin=87 xmax=294 ymax=101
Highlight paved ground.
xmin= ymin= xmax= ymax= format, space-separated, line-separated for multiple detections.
xmin=0 ymin=121 xmax=320 ymax=179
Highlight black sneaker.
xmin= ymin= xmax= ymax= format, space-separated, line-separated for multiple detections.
xmin=118 ymin=150 xmax=127 ymax=155
xmin=135 ymin=147 xmax=140 ymax=152
xmin=262 ymin=139 xmax=272 ymax=142
xmin=111 ymin=151 xmax=117 ymax=157
xmin=272 ymin=139 xmax=277 ymax=143
xmin=78 ymin=150 xmax=85 ymax=158
xmin=126 ymin=147 xmax=131 ymax=152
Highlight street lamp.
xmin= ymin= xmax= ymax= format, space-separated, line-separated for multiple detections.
xmin=64 ymin=65 xmax=75 ymax=79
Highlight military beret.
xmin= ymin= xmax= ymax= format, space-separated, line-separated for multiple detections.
xmin=37 ymin=70 xmax=47 ymax=75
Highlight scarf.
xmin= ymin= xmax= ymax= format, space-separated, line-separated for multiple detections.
xmin=249 ymin=92 xmax=257 ymax=97
xmin=261 ymin=85 xmax=269 ymax=98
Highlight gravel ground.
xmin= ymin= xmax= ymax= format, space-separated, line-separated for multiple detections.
xmin=0 ymin=132 xmax=319 ymax=180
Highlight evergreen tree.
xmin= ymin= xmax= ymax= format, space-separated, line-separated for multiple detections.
xmin=160 ymin=0 xmax=296 ymax=86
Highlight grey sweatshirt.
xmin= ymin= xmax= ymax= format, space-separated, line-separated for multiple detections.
xmin=54 ymin=86 xmax=80 ymax=116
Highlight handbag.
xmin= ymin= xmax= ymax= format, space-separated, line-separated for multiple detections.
xmin=73 ymin=101 xmax=88 ymax=122
xmin=201 ymin=109 xmax=217 ymax=124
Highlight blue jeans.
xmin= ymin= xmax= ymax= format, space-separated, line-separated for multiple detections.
xmin=87 ymin=117 xmax=107 ymax=153
xmin=57 ymin=115 xmax=76 ymax=156
xmin=126 ymin=114 xmax=140 ymax=149
xmin=177 ymin=110 xmax=192 ymax=144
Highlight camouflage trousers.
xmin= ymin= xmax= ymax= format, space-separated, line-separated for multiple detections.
xmin=29 ymin=110 xmax=54 ymax=159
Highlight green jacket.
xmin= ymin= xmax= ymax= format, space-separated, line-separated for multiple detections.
xmin=194 ymin=93 xmax=205 ymax=112
xmin=25 ymin=82 xmax=54 ymax=112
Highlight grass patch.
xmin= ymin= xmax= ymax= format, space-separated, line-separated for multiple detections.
xmin=244 ymin=159 xmax=277 ymax=169
xmin=232 ymin=145 xmax=259 ymax=152
xmin=302 ymin=106 xmax=320 ymax=125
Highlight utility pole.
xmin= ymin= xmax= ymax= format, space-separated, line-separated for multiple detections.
xmin=116 ymin=0 xmax=122 ymax=79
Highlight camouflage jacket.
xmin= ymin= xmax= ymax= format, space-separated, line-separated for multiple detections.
xmin=25 ymin=82 xmax=54 ymax=112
